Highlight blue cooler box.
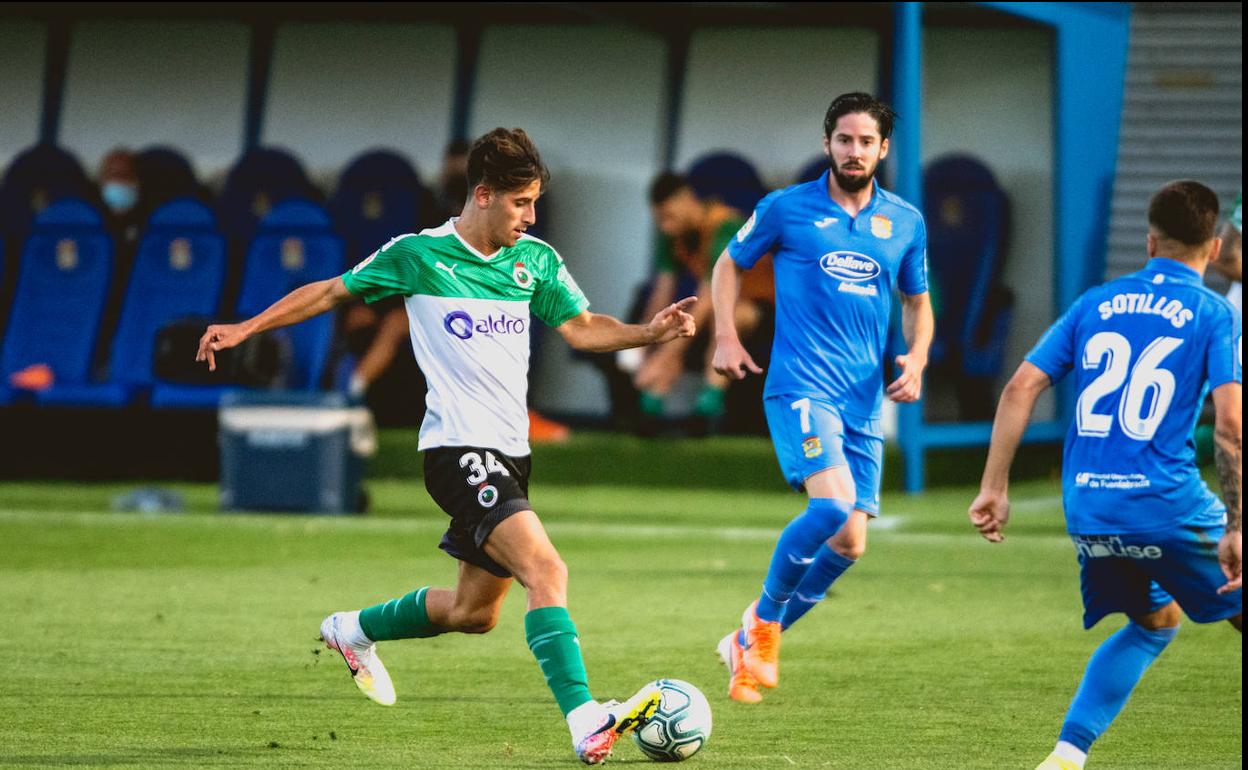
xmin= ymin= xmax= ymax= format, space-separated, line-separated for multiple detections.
xmin=218 ymin=391 xmax=376 ymax=513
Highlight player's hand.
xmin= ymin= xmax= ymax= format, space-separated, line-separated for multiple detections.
xmin=196 ymin=323 xmax=250 ymax=371
xmin=646 ymin=296 xmax=697 ymax=345
xmin=712 ymin=338 xmax=763 ymax=380
xmin=634 ymin=346 xmax=682 ymax=393
xmin=1217 ymin=528 xmax=1241 ymax=594
xmin=968 ymin=488 xmax=1009 ymax=543
xmin=886 ymin=353 xmax=926 ymax=403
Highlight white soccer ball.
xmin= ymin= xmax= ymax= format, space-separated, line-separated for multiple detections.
xmin=632 ymin=678 xmax=712 ymax=762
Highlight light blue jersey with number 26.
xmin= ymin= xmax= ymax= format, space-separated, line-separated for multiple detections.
xmin=1027 ymin=257 xmax=1242 ymax=535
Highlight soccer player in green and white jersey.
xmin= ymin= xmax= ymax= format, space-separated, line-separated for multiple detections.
xmin=196 ymin=128 xmax=696 ymax=765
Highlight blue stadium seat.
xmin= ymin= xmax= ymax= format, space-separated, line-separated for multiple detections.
xmin=46 ymin=199 xmax=227 ymax=408
xmin=237 ymin=200 xmax=342 ymax=390
xmin=329 ymin=149 xmax=424 ymax=262
xmin=135 ymin=146 xmax=207 ymax=213
xmin=923 ymin=155 xmax=1014 ymax=405
xmin=686 ymin=152 xmax=767 ymax=214
xmin=796 ymin=155 xmax=828 ymax=185
xmin=218 ymin=147 xmax=316 ymax=246
xmin=0 ymin=199 xmax=113 ymax=405
xmin=0 ymin=144 xmax=93 ymax=247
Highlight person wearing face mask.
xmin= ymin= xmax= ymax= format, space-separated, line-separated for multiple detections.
xmin=97 ymin=148 xmax=143 ymax=243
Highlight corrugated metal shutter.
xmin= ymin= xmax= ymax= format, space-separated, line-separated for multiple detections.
xmin=1106 ymin=2 xmax=1242 ymax=278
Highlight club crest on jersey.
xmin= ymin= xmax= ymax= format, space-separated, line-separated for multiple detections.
xmin=870 ymin=215 xmax=893 ymax=239
xmin=820 ymin=251 xmax=881 ymax=282
xmin=477 ymin=484 xmax=499 ymax=508
xmin=513 ymin=261 xmax=534 ymax=289
xmin=802 ymin=436 xmax=823 ymax=458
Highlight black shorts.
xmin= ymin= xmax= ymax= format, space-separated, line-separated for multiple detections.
xmin=423 ymin=446 xmax=533 ymax=578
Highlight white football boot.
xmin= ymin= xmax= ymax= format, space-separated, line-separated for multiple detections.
xmin=572 ymin=683 xmax=663 ymax=765
xmin=318 ymin=612 xmax=396 ymax=706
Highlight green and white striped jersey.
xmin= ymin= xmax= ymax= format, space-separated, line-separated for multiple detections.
xmin=341 ymin=221 xmax=589 ymax=456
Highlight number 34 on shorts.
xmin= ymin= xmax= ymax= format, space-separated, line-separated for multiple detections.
xmin=459 ymin=450 xmax=510 ymax=508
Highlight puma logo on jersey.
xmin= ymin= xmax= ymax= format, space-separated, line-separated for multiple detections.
xmin=435 ymin=261 xmax=458 ymax=280
xmin=814 ymin=217 xmax=838 ymax=228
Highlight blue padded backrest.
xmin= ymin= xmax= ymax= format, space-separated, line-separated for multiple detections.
xmin=135 ymin=145 xmax=202 ymax=208
xmin=0 ymin=144 xmax=92 ymax=242
xmin=329 ymin=149 xmax=423 ymax=260
xmin=218 ymin=147 xmax=314 ymax=243
xmin=687 ymin=151 xmax=767 ymax=213
xmin=109 ymin=198 xmax=225 ymax=384
xmin=1 ymin=198 xmax=113 ymax=382
xmin=237 ymin=200 xmax=343 ymax=388
xmin=923 ymin=154 xmax=1008 ymax=345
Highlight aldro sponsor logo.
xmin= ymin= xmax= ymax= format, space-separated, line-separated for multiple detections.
xmin=442 ymin=310 xmax=528 ymax=341
xmin=1073 ymin=535 xmax=1163 ymax=561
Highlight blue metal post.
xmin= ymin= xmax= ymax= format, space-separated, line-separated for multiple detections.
xmin=892 ymin=2 xmax=925 ymax=493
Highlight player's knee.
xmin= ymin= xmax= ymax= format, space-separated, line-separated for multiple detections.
xmin=830 ymin=537 xmax=866 ymax=560
xmin=518 ymin=551 xmax=568 ymax=595
xmin=453 ymin=605 xmax=501 ymax=634
xmin=1132 ymin=601 xmax=1182 ymax=631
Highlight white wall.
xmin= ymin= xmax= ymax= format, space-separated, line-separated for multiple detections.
xmin=60 ymin=20 xmax=249 ymax=180
xmin=265 ymin=23 xmax=456 ymax=183
xmin=923 ymin=27 xmax=1056 ymax=420
xmin=677 ymin=28 xmax=879 ymax=186
xmin=470 ymin=25 xmax=666 ymax=416
xmin=0 ymin=20 xmax=47 ymax=168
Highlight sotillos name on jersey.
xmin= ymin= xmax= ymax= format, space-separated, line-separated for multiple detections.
xmin=1097 ymin=293 xmax=1193 ymax=329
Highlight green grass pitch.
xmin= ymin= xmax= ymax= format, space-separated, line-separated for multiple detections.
xmin=0 ymin=432 xmax=1240 ymax=768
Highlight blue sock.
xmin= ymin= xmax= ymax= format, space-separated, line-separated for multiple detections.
xmin=755 ymin=498 xmax=852 ymax=622
xmin=780 ymin=545 xmax=856 ymax=631
xmin=1057 ymin=622 xmax=1179 ymax=753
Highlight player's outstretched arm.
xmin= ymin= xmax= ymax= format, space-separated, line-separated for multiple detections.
xmin=710 ymin=251 xmax=762 ymax=380
xmin=555 ymin=297 xmax=696 ymax=353
xmin=1211 ymin=381 xmax=1242 ymax=594
xmin=886 ymin=291 xmax=934 ymax=403
xmin=196 ymin=277 xmax=354 ymax=371
xmin=968 ymin=362 xmax=1050 ymax=542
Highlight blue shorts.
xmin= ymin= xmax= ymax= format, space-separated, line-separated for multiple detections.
xmin=764 ymin=395 xmax=883 ymax=515
xmin=1072 ymin=523 xmax=1243 ymax=629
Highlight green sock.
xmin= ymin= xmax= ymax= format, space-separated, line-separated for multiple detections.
xmin=358 ymin=586 xmax=443 ymax=641
xmin=525 ymin=606 xmax=593 ymax=717
xmin=693 ymin=384 xmax=726 ymax=417
xmin=639 ymin=391 xmax=665 ymax=416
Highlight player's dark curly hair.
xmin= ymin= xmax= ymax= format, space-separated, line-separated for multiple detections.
xmin=1148 ymin=180 xmax=1220 ymax=246
xmin=467 ymin=128 xmax=550 ymax=193
xmin=648 ymin=172 xmax=690 ymax=205
xmin=823 ymin=92 xmax=897 ymax=139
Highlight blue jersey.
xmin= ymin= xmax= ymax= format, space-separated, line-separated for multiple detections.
xmin=1027 ymin=258 xmax=1242 ymax=535
xmin=727 ymin=172 xmax=928 ymax=424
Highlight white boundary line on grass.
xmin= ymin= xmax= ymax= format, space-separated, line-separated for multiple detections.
xmin=0 ymin=508 xmax=1074 ymax=548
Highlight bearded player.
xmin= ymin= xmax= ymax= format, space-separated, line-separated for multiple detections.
xmin=710 ymin=92 xmax=934 ymax=702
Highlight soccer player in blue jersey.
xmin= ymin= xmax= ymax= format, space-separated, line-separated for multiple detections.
xmin=710 ymin=92 xmax=934 ymax=703
xmin=968 ymin=180 xmax=1242 ymax=770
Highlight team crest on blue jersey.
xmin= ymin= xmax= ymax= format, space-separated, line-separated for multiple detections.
xmin=513 ymin=261 xmax=534 ymax=289
xmin=802 ymin=436 xmax=823 ymax=458
xmin=870 ymin=215 xmax=893 ymax=239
